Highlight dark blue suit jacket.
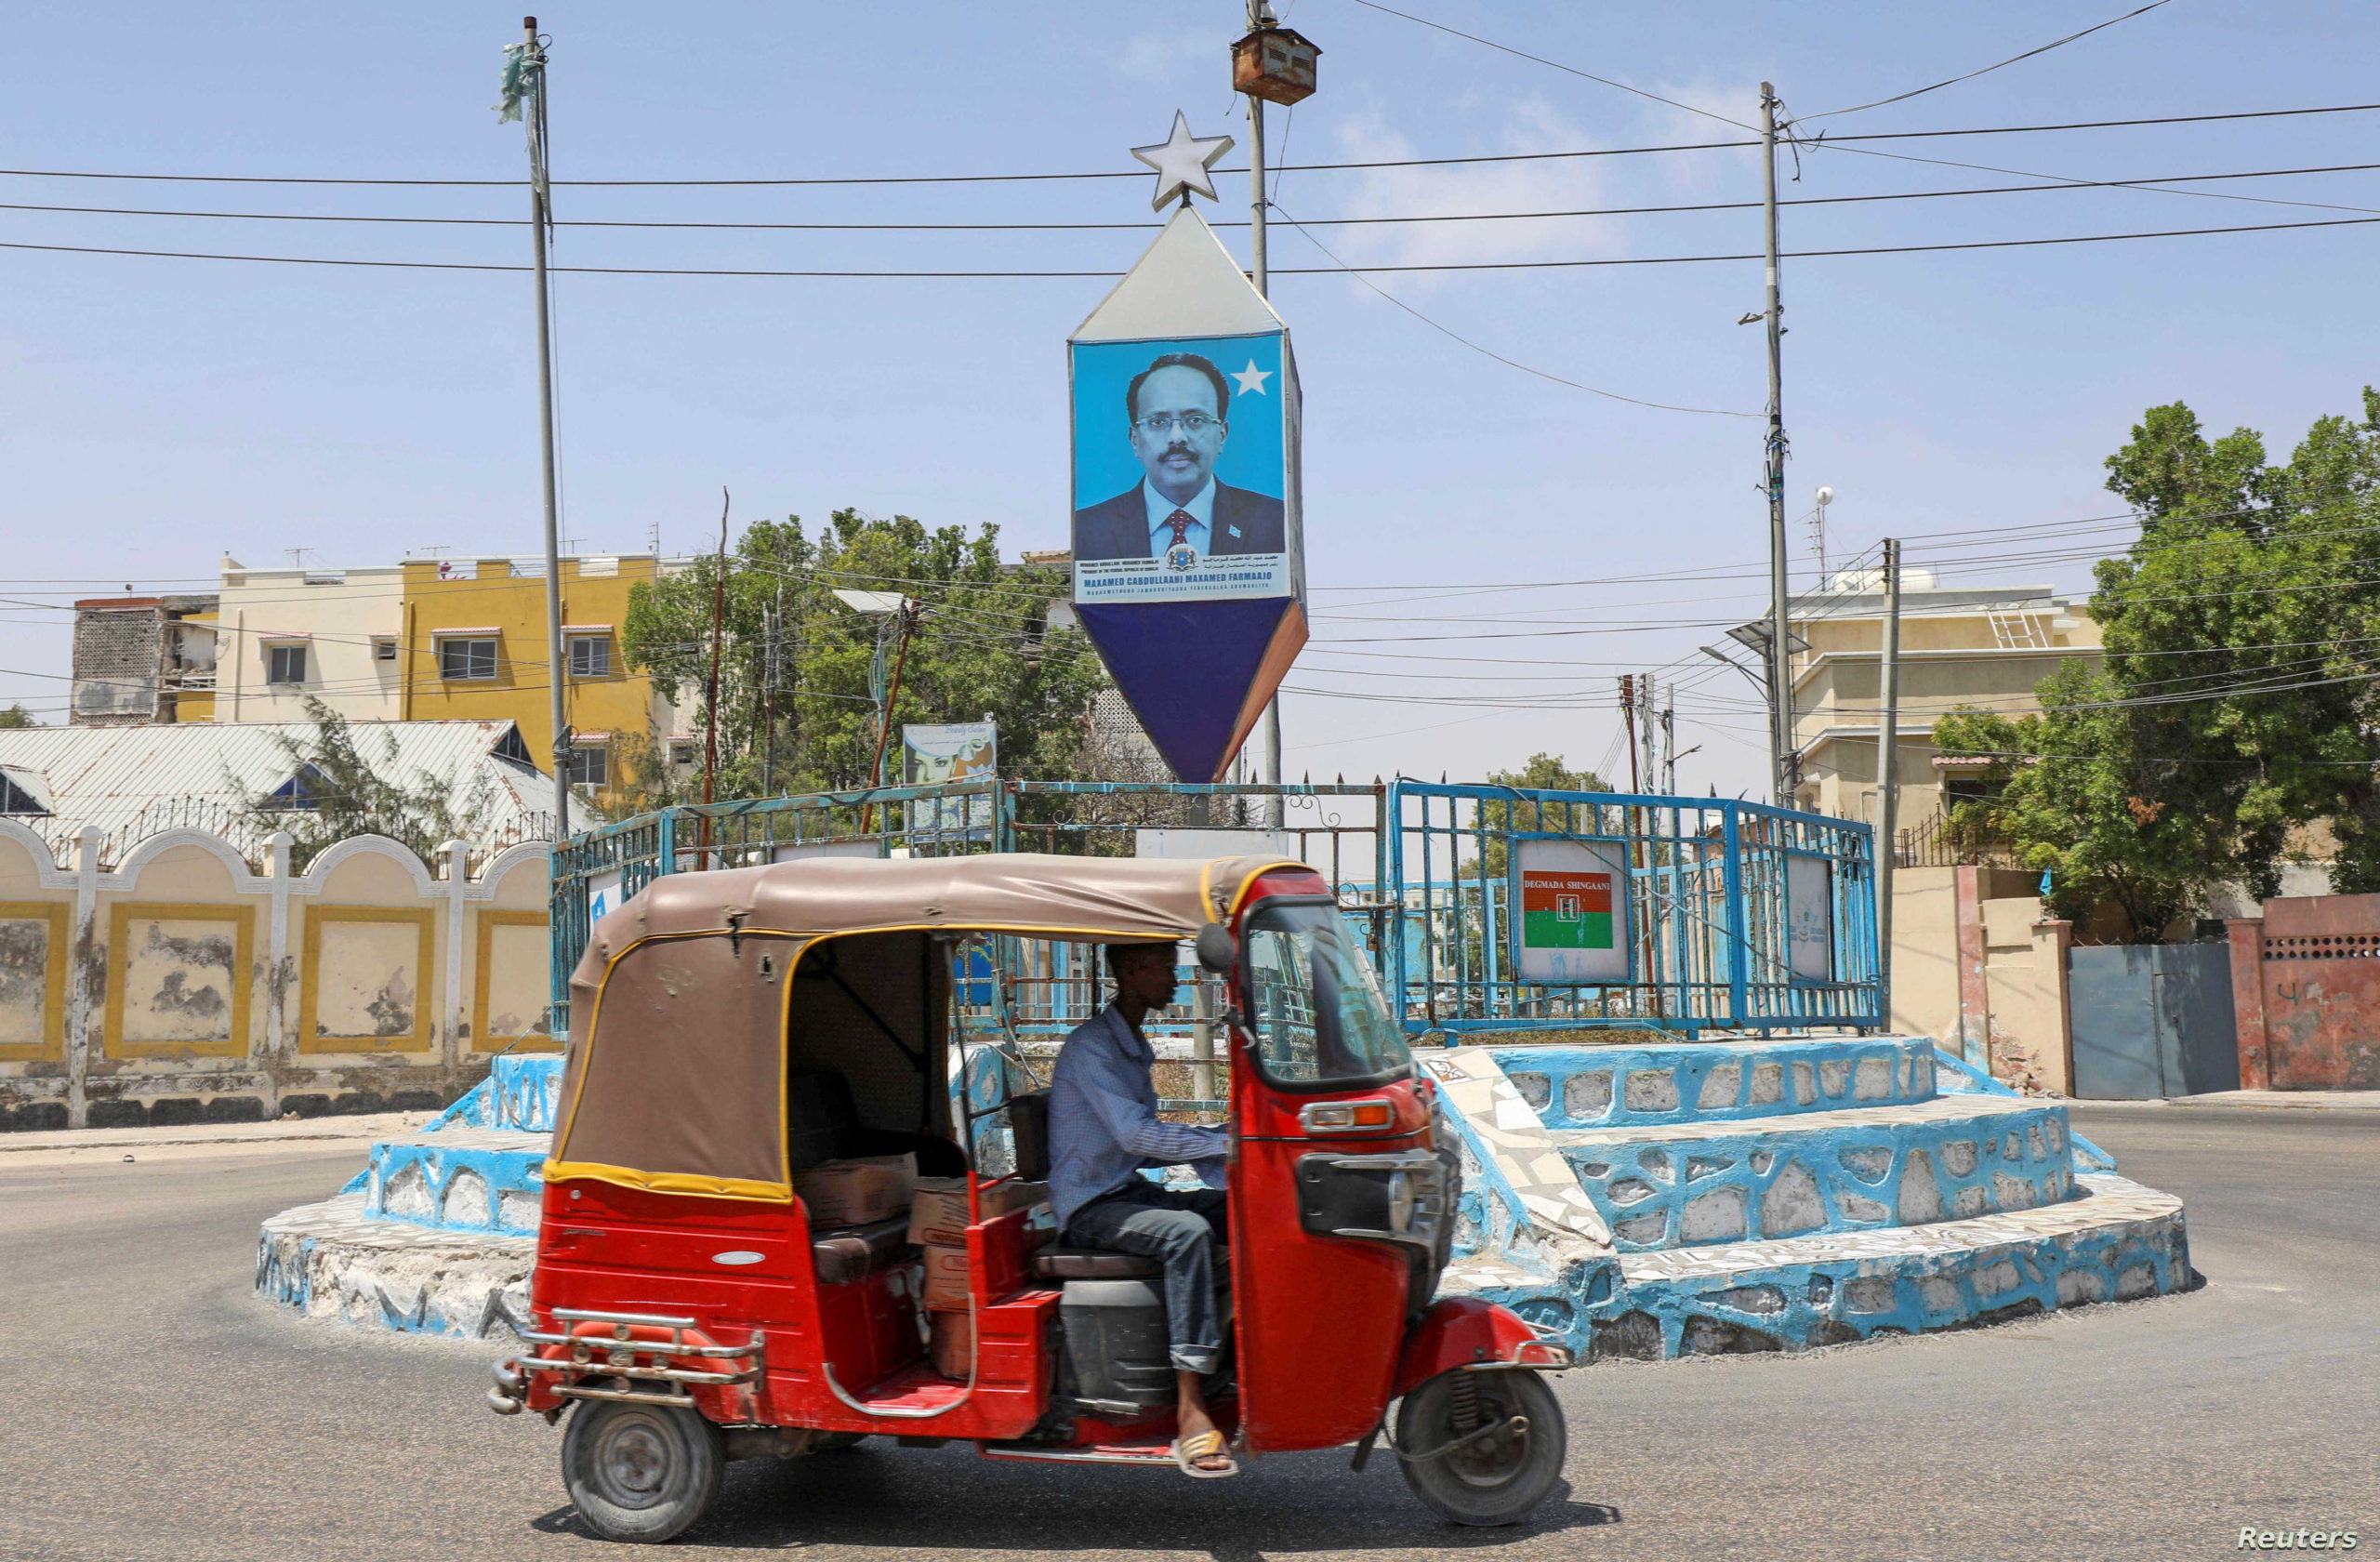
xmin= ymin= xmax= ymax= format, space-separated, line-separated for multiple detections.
xmin=1072 ymin=482 xmax=1287 ymax=562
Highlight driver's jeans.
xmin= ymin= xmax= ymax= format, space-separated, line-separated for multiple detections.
xmin=1063 ymin=1181 xmax=1229 ymax=1376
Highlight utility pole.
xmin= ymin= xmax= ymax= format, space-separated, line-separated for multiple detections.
xmin=1639 ymin=673 xmax=1659 ymax=803
xmin=1875 ymin=537 xmax=1904 ymax=1033
xmin=1660 ymin=684 xmax=1678 ymax=795
xmin=858 ymin=600 xmax=923 ymax=833
xmin=518 ymin=17 xmax=570 ymax=842
xmin=1619 ymin=675 xmax=1640 ymax=793
xmin=1761 ymin=83 xmax=1793 ymax=810
xmin=1245 ymin=0 xmax=1285 ymax=827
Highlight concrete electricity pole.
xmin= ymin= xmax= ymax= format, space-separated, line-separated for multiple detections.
xmin=513 ymin=17 xmax=571 ymax=841
xmin=1875 ymin=538 xmax=1904 ymax=1031
xmin=1761 ymin=83 xmax=1793 ymax=809
xmin=1243 ymin=0 xmax=1284 ymax=825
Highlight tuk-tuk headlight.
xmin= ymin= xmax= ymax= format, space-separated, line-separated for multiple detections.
xmin=1300 ymin=1098 xmax=1396 ymax=1134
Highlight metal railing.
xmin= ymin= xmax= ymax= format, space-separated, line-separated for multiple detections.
xmin=549 ymin=776 xmax=1880 ymax=1037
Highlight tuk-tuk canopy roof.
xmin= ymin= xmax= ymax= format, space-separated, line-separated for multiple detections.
xmin=575 ymin=851 xmax=1305 ymax=984
xmin=552 ymin=853 xmax=1309 ymax=1203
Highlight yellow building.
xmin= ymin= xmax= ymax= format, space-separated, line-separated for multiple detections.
xmin=398 ymin=555 xmax=671 ymax=790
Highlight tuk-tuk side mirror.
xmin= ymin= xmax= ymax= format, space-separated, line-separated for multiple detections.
xmin=1194 ymin=922 xmax=1238 ymax=973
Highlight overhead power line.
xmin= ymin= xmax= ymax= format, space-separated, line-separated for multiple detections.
xmin=12 ymin=160 xmax=2376 ymax=232
xmin=2 ymin=103 xmax=2374 ymax=189
xmin=1340 ymin=0 xmax=1752 ymax=130
xmin=11 ymin=212 xmax=2376 ymax=277
xmin=1806 ymin=0 xmax=2180 ymax=120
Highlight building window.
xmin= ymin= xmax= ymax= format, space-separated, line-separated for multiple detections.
xmin=567 ymin=635 xmax=612 ymax=679
xmin=439 ymin=637 xmax=498 ymax=681
xmin=265 ymin=643 xmax=307 ymax=685
xmin=562 ymin=743 xmax=609 ymax=788
xmin=372 ymin=638 xmax=397 ymax=662
xmin=667 ymin=738 xmax=696 ymax=767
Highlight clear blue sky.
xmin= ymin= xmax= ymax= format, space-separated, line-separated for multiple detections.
xmin=5 ymin=1 xmax=2376 ymax=794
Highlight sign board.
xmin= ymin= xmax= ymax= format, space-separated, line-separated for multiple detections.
xmin=1786 ymin=853 xmax=1836 ymax=982
xmin=1068 ymin=205 xmax=1307 ymax=783
xmin=586 ymin=868 xmax=623 ymax=935
xmin=1071 ymin=331 xmax=1292 ymax=604
xmin=902 ymin=721 xmax=996 ymax=838
xmin=1509 ymin=837 xmax=1631 ymax=985
xmin=770 ymin=840 xmax=882 ymax=865
xmin=1133 ymin=827 xmax=1297 ymax=861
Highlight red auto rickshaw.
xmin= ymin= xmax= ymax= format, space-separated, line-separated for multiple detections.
xmin=488 ymin=853 xmax=1570 ymax=1541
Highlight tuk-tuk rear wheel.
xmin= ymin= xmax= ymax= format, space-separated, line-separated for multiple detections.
xmin=561 ymin=1398 xmax=725 ymax=1544
xmin=1394 ymin=1369 xmax=1566 ymax=1527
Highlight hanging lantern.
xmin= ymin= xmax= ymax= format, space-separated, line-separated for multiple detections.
xmin=1231 ymin=26 xmax=1320 ymax=106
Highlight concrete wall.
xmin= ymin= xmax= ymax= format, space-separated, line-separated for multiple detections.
xmin=0 ymin=820 xmax=551 ymax=1131
xmin=1885 ymin=866 xmax=2072 ymax=1092
xmin=2227 ymin=895 xmax=2380 ymax=1091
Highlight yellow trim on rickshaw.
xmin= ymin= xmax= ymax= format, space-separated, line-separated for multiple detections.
xmin=540 ymin=1158 xmax=793 ymax=1203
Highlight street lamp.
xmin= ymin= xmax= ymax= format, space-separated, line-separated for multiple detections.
xmin=832 ymin=589 xmax=923 ymax=825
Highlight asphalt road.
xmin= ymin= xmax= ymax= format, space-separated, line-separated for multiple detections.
xmin=1 ymin=1106 xmax=2371 ymax=1562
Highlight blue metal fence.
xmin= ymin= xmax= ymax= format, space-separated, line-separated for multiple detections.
xmin=549 ymin=776 xmax=1877 ymax=1037
xmin=1385 ymin=781 xmax=1879 ymax=1035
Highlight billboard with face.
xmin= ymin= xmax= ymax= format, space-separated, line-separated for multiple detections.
xmin=1070 ymin=331 xmax=1293 ymax=605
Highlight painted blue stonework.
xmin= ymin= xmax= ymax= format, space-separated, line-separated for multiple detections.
xmin=339 ymin=1056 xmax=562 ymax=1235
xmin=1460 ymin=1183 xmax=2191 ymax=1359
xmin=1492 ymin=1037 xmax=1937 ymax=1130
xmin=1555 ymin=1103 xmax=2073 ymax=1251
xmin=1931 ymin=1045 xmax=2117 ymax=1172
xmin=1429 ymin=1036 xmax=2190 ymax=1358
xmin=416 ymin=1053 xmax=562 ymax=1134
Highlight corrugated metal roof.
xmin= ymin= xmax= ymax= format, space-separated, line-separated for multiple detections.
xmin=0 ymin=720 xmax=548 ymax=865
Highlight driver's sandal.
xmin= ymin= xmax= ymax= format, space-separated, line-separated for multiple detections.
xmin=1174 ymin=1429 xmax=1239 ymax=1479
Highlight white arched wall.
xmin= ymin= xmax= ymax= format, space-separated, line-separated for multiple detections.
xmin=0 ymin=827 xmax=551 ymax=1130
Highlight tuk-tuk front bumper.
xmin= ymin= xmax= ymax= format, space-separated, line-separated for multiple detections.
xmin=487 ymin=1307 xmax=765 ymax=1423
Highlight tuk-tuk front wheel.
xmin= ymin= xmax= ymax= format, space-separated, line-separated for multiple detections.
xmin=562 ymin=1398 xmax=725 ymax=1544
xmin=1395 ymin=1369 xmax=1566 ymax=1527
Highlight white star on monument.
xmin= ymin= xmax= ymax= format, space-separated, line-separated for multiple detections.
xmin=1130 ymin=111 xmax=1234 ymax=212
xmin=1231 ymin=361 xmax=1272 ymax=396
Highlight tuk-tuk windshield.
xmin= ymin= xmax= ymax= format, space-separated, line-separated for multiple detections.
xmin=1243 ymin=900 xmax=1412 ymax=1090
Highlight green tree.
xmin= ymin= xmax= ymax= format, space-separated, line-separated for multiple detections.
xmin=1473 ymin=753 xmax=1614 ymax=879
xmin=1934 ymin=389 xmax=2380 ymax=937
xmin=1933 ymin=665 xmax=2224 ymax=941
xmin=243 ymin=697 xmax=496 ymax=867
xmin=0 ymin=705 xmax=35 ymax=728
xmin=619 ymin=510 xmax=1110 ymax=813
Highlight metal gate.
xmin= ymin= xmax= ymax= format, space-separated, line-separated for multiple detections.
xmin=2069 ymin=943 xmax=2241 ymax=1099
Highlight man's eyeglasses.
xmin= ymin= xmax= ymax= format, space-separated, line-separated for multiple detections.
xmin=1132 ymin=412 xmax=1221 ymax=436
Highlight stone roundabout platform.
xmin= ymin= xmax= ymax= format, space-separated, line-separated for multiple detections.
xmin=254 ymin=1039 xmax=2194 ymax=1357
xmin=1427 ymin=1038 xmax=2193 ymax=1358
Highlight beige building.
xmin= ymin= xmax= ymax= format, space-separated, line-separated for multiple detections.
xmin=205 ymin=560 xmax=408 ymax=723
xmin=1778 ymin=570 xmax=2102 ymax=841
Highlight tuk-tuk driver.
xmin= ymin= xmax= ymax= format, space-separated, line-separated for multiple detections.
xmin=1049 ymin=940 xmax=1236 ymax=1478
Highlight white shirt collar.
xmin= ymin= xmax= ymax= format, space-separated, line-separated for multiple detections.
xmin=1143 ymin=478 xmax=1216 ymax=549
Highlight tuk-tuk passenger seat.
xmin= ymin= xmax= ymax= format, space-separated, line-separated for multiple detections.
xmin=1030 ymin=1247 xmax=1162 ymax=1281
xmin=810 ymin=1214 xmax=914 ymax=1285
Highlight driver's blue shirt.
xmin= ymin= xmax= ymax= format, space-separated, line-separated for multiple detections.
xmin=1047 ymin=1003 xmax=1227 ymax=1229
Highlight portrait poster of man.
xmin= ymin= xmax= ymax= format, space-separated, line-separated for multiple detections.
xmin=1070 ymin=330 xmax=1295 ymax=604
xmin=902 ymin=721 xmax=997 ymax=839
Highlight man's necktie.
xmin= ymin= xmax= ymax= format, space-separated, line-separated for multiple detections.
xmin=1165 ymin=510 xmax=1194 ymax=550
